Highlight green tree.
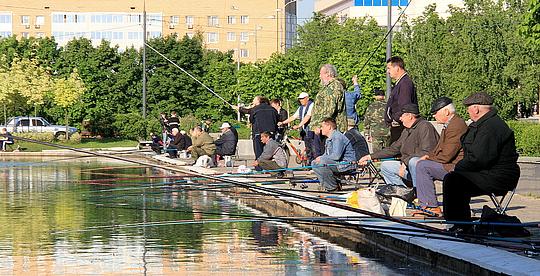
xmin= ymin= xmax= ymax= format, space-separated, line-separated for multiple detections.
xmin=521 ymin=0 xmax=540 ymax=45
xmin=51 ymin=69 xmax=86 ymax=139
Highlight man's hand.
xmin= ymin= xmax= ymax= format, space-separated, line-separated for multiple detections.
xmin=358 ymin=155 xmax=371 ymax=165
xmin=313 ymin=156 xmax=321 ymax=164
xmin=366 ymin=135 xmax=372 ymax=142
xmin=232 ymin=105 xmax=239 ymax=110
xmin=187 ymin=146 xmax=193 ymax=151
xmin=419 ymin=155 xmax=429 ymax=161
xmin=398 ymin=163 xmax=406 ymax=178
xmin=277 ymin=122 xmax=283 ymax=126
xmin=252 ymin=160 xmax=259 ymax=166
xmin=292 ymin=125 xmax=300 ymax=130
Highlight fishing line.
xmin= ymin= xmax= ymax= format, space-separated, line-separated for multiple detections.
xmin=145 ymin=43 xmax=234 ymax=108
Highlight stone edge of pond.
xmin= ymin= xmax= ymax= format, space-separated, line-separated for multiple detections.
xmin=184 ymin=166 xmax=540 ymax=276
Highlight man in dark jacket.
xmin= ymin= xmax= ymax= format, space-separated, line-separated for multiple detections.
xmin=214 ymin=122 xmax=237 ymax=156
xmin=236 ymin=96 xmax=279 ymax=159
xmin=385 ymin=57 xmax=418 ymax=144
xmin=167 ymin=128 xmax=187 ymax=158
xmin=443 ymin=92 xmax=520 ymax=231
xmin=359 ymin=104 xmax=439 ymax=187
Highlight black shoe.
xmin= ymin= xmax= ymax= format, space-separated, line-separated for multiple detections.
xmin=276 ymin=172 xmax=285 ymax=178
xmin=448 ymin=225 xmax=473 ymax=235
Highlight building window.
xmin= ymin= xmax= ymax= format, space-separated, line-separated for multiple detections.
xmin=36 ymin=32 xmax=45 ymax=38
xmin=185 ymin=16 xmax=194 ymax=28
xmin=35 ymin=15 xmax=45 ymax=26
xmin=227 ymin=32 xmax=236 ymax=41
xmin=170 ymin=15 xmax=179 ymax=27
xmin=129 ymin=14 xmax=141 ymax=23
xmin=113 ymin=32 xmax=123 ymax=39
xmin=227 ymin=16 xmax=236 ymax=24
xmin=207 ymin=16 xmax=218 ymax=26
xmin=207 ymin=32 xmax=218 ymax=43
xmin=355 ymin=0 xmax=408 ymax=6
xmin=0 ymin=31 xmax=11 ymax=37
xmin=21 ymin=32 xmax=29 ymax=38
xmin=240 ymin=49 xmax=249 ymax=58
xmin=21 ymin=15 xmax=30 ymax=25
xmin=240 ymin=32 xmax=249 ymax=42
xmin=0 ymin=15 xmax=11 ymax=24
xmin=128 ymin=32 xmax=142 ymax=40
xmin=240 ymin=15 xmax=249 ymax=24
xmin=186 ymin=32 xmax=194 ymax=39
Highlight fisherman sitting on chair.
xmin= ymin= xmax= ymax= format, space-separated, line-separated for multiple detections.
xmin=312 ymin=118 xmax=356 ymax=192
xmin=443 ymin=92 xmax=520 ymax=233
xmin=358 ymin=104 xmax=439 ymax=187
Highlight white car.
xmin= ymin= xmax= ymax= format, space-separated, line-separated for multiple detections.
xmin=1 ymin=116 xmax=78 ymax=138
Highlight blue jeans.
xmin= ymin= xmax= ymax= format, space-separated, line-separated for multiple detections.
xmin=380 ymin=157 xmax=420 ymax=186
xmin=312 ymin=160 xmax=340 ymax=191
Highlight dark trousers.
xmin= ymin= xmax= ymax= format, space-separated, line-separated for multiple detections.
xmin=443 ymin=172 xmax=491 ymax=221
xmin=253 ymin=134 xmax=264 ymax=159
xmin=390 ymin=125 xmax=404 ymax=145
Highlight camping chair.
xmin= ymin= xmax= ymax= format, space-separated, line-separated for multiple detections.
xmin=349 ymin=162 xmax=386 ymax=187
xmin=489 ymin=187 xmax=517 ymax=215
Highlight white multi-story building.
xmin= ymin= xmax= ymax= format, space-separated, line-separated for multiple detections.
xmin=315 ymin=0 xmax=465 ymax=26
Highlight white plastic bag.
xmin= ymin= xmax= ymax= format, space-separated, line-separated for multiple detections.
xmin=389 ymin=197 xmax=407 ymax=217
xmin=357 ymin=188 xmax=385 ymax=215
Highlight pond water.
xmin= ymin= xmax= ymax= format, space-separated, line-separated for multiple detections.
xmin=0 ymin=157 xmax=433 ymax=275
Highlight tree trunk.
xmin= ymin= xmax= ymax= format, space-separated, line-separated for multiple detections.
xmin=65 ymin=111 xmax=69 ymax=140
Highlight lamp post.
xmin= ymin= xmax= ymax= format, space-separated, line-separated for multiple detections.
xmin=142 ymin=0 xmax=147 ymax=119
xmin=385 ymin=0 xmax=392 ymax=98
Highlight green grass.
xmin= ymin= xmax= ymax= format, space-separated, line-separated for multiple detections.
xmin=16 ymin=138 xmax=139 ymax=152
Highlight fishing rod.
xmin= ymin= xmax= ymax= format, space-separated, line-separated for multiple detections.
xmin=220 ymin=158 xmax=398 ymax=176
xmin=91 ymin=204 xmax=540 ymax=250
xmin=145 ymin=43 xmax=234 ymax=108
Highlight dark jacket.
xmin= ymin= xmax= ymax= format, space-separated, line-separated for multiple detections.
xmin=455 ymin=110 xmax=520 ymax=193
xmin=344 ymin=127 xmax=369 ymax=160
xmin=215 ymin=130 xmax=237 ymax=156
xmin=170 ymin=133 xmax=187 ymax=150
xmin=428 ymin=115 xmax=468 ymax=172
xmin=371 ymin=117 xmax=439 ymax=165
xmin=168 ymin=116 xmax=179 ymax=130
xmin=385 ymin=74 xmax=417 ymax=126
xmin=240 ymin=103 xmax=279 ymax=135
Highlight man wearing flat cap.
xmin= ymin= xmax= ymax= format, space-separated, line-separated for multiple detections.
xmin=412 ymin=97 xmax=467 ymax=217
xmin=443 ymin=92 xmax=520 ymax=232
xmin=359 ymin=103 xmax=439 ymax=187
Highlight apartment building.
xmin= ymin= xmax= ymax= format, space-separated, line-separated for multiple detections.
xmin=0 ymin=0 xmax=298 ymax=62
xmin=315 ymin=0 xmax=464 ymax=26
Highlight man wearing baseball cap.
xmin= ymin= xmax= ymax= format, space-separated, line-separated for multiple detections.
xmin=443 ymin=92 xmax=520 ymax=232
xmin=278 ymin=91 xmax=317 ymax=161
xmin=359 ymin=103 xmax=439 ymax=187
xmin=214 ymin=122 xmax=237 ymax=157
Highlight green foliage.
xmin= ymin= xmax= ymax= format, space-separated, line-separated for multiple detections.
xmin=507 ymin=120 xmax=540 ymax=156
xmin=521 ymin=0 xmax=540 ymax=45
xmin=15 ymin=132 xmax=56 ymax=143
xmin=179 ymin=114 xmax=200 ymax=132
xmin=396 ymin=0 xmax=539 ymax=120
xmin=112 ymin=113 xmax=160 ymax=140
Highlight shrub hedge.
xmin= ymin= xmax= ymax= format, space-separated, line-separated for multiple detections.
xmin=507 ymin=121 xmax=540 ymax=157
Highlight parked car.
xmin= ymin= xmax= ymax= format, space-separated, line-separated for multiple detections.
xmin=1 ymin=116 xmax=77 ymax=138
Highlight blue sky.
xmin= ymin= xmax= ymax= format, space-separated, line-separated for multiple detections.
xmin=297 ymin=0 xmax=315 ymax=25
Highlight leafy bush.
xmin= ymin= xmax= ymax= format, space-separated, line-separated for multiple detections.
xmin=113 ymin=113 xmax=159 ymax=140
xmin=179 ymin=114 xmax=200 ymax=132
xmin=507 ymin=121 xmax=540 ymax=157
xmin=15 ymin=132 xmax=56 ymax=143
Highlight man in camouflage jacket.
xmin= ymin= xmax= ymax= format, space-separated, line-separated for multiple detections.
xmin=364 ymin=89 xmax=390 ymax=152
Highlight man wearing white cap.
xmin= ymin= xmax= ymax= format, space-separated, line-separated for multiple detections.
xmin=278 ymin=92 xmax=316 ymax=161
xmin=214 ymin=122 xmax=237 ymax=157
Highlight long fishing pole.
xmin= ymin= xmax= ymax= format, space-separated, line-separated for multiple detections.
xmin=91 ymin=204 xmax=540 ymax=250
xmin=145 ymin=43 xmax=234 ymax=108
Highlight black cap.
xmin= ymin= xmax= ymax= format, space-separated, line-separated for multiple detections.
xmin=373 ymin=89 xmax=385 ymax=96
xmin=401 ymin=103 xmax=420 ymax=115
xmin=430 ymin=97 xmax=453 ymax=114
xmin=463 ymin=92 xmax=493 ymax=106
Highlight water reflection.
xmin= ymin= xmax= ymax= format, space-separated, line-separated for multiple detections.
xmin=0 ymin=157 xmax=416 ymax=275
